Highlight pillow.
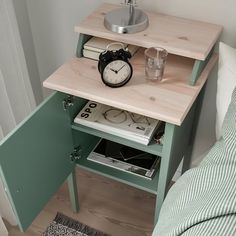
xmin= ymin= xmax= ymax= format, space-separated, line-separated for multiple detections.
xmin=216 ymin=42 xmax=236 ymax=139
xmin=221 ymin=82 xmax=236 ymax=147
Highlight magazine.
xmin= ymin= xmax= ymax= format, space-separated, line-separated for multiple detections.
xmin=74 ymin=101 xmax=160 ymax=145
xmin=87 ymin=140 xmax=160 ymax=179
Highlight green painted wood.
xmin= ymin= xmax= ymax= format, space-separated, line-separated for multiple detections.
xmin=154 ymin=99 xmax=199 ymax=223
xmin=166 ymin=102 xmax=196 ymax=183
xmin=69 ymin=96 xmax=102 ymax=160
xmin=72 ymin=120 xmax=161 ymax=192
xmin=76 ymin=34 xmax=92 ymax=58
xmin=76 ymin=153 xmax=160 ymax=194
xmin=0 ymin=92 xmax=75 ymax=232
xmin=66 ymin=95 xmax=102 ymax=213
xmin=71 ymin=123 xmax=163 ymax=156
xmin=190 ymin=48 xmax=213 ymax=85
xmin=71 ymin=118 xmax=162 ymax=194
xmin=72 ymin=130 xmax=101 ymax=162
xmin=154 ymin=123 xmax=176 ymax=223
xmin=66 ymin=96 xmax=88 ymax=123
xmin=67 ymin=169 xmax=79 ymax=212
xmin=182 ymin=84 xmax=207 ymax=174
xmin=190 ymin=60 xmax=202 ymax=85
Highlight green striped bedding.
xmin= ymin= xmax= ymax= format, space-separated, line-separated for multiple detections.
xmin=152 ymin=87 xmax=236 ymax=236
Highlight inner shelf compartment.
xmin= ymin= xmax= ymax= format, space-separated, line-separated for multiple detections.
xmin=75 ymin=137 xmax=160 ymax=194
xmin=71 ymin=122 xmax=163 ymax=156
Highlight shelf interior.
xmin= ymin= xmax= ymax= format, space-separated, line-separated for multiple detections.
xmin=72 ymin=123 xmax=163 ymax=157
xmin=76 ymin=148 xmax=160 ymax=194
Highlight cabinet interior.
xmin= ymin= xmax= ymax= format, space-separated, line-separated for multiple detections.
xmin=69 ymin=95 xmax=163 ymax=194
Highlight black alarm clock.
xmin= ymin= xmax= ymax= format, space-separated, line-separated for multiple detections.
xmin=98 ymin=43 xmax=133 ymax=88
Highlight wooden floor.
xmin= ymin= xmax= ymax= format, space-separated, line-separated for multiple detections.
xmin=7 ymin=167 xmax=156 ymax=236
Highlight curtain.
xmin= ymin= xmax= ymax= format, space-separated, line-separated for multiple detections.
xmin=0 ymin=0 xmax=36 ymax=234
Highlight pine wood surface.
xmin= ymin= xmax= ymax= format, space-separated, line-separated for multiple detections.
xmin=7 ymin=167 xmax=155 ymax=236
xmin=75 ymin=3 xmax=223 ymax=60
xmin=43 ymin=49 xmax=218 ymax=126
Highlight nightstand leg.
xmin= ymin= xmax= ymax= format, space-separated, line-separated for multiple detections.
xmin=154 ymin=172 xmax=168 ymax=223
xmin=67 ymin=168 xmax=79 ymax=212
xmin=155 ymin=124 xmax=176 ymax=223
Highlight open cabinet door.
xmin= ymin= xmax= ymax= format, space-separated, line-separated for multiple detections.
xmin=0 ymin=92 xmax=75 ymax=231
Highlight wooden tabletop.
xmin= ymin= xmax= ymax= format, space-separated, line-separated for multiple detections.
xmin=75 ymin=3 xmax=222 ymax=61
xmin=43 ymin=49 xmax=218 ymax=126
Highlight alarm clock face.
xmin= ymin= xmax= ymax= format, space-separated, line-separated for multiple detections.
xmin=102 ymin=60 xmax=132 ymax=87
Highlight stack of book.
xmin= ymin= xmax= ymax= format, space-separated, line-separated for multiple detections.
xmin=87 ymin=139 xmax=160 ymax=179
xmin=83 ymin=37 xmax=139 ymax=60
xmin=74 ymin=101 xmax=161 ymax=145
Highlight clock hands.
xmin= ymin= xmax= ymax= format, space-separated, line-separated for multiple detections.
xmin=110 ymin=68 xmax=118 ymax=73
xmin=109 ymin=64 xmax=126 ymax=74
xmin=117 ymin=64 xmax=126 ymax=72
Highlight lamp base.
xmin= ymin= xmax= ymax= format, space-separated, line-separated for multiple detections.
xmin=104 ymin=7 xmax=149 ymax=34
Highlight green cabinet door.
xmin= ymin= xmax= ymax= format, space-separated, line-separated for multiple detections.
xmin=0 ymin=92 xmax=75 ymax=231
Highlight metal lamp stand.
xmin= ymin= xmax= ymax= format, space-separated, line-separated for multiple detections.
xmin=104 ymin=0 xmax=149 ymax=34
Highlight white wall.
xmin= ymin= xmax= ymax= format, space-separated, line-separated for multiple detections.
xmin=24 ymin=0 xmax=236 ymax=164
xmin=25 ymin=0 xmax=104 ymax=96
xmin=140 ymin=0 xmax=236 ymax=46
xmin=12 ymin=0 xmax=43 ymax=105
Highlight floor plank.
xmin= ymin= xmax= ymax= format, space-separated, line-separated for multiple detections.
xmin=7 ymin=167 xmax=156 ymax=236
